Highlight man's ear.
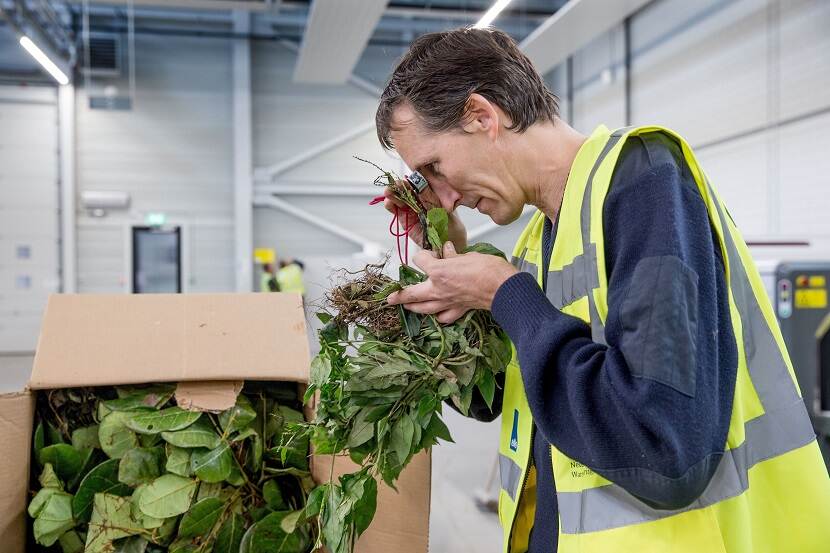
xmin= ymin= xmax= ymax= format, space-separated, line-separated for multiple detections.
xmin=461 ymin=93 xmax=500 ymax=139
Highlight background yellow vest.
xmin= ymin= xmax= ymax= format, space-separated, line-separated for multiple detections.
xmin=497 ymin=125 xmax=830 ymax=552
xmin=276 ymin=263 xmax=305 ymax=295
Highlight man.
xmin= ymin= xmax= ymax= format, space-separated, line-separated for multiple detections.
xmin=377 ymin=27 xmax=830 ymax=553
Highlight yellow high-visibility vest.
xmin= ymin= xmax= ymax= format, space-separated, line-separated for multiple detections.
xmin=277 ymin=263 xmax=305 ymax=295
xmin=497 ymin=124 xmax=830 ymax=552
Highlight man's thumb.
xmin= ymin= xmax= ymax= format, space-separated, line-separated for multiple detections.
xmin=443 ymin=241 xmax=457 ymax=257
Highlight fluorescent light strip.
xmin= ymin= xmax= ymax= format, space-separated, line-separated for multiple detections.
xmin=19 ymin=36 xmax=69 ymax=85
xmin=474 ymin=0 xmax=515 ymax=29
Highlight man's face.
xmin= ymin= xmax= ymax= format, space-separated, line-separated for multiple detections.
xmin=389 ymin=103 xmax=525 ymax=225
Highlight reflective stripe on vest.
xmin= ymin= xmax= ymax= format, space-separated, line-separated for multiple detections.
xmin=497 ymin=125 xmax=830 ymax=551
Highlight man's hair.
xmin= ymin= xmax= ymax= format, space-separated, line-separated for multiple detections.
xmin=376 ymin=27 xmax=559 ymax=150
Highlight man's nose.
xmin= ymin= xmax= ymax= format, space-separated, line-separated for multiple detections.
xmin=432 ymin=186 xmax=461 ymax=212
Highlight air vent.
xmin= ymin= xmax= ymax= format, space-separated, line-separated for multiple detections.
xmin=82 ymin=33 xmax=121 ymax=76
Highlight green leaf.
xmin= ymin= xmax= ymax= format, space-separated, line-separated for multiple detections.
xmin=478 ymin=368 xmax=496 ymax=410
xmin=346 ymin=473 xmax=377 ymax=537
xmin=249 ymin=511 xmax=306 ymax=553
xmin=138 ymin=474 xmax=198 ymax=519
xmin=32 ymin=491 xmax=74 ymax=547
xmin=127 ymin=407 xmax=202 ymax=435
xmin=29 ymin=487 xmax=63 ymax=518
xmin=303 ymin=484 xmax=326 ymax=520
xmin=451 ymin=384 xmax=474 ymax=416
xmin=278 ymin=407 xmax=309 ymax=470
xmin=39 ymin=462 xmax=63 ymax=489
xmin=118 ymin=447 xmax=163 ymax=487
xmin=262 ymin=479 xmax=286 ymax=510
xmin=214 ymin=512 xmax=245 ymax=553
xmin=226 ymin=462 xmax=245 ymax=486
xmin=218 ymin=395 xmax=257 ymax=434
xmin=390 ymin=415 xmax=415 ymax=466
xmin=239 ymin=523 xmax=255 ymax=553
xmin=130 ymin=484 xmax=164 ymax=529
xmin=427 ymin=414 xmax=453 ymax=443
xmin=372 ymin=280 xmax=402 ymax=300
xmin=161 ymin=418 xmax=221 ymax=449
xmin=69 ymin=447 xmax=99 ymax=490
xmin=58 ymin=530 xmax=84 ymax=553
xmin=196 ymin=481 xmax=223 ymax=501
xmin=347 ymin=408 xmax=375 ymax=449
xmin=398 ymin=305 xmax=421 ymax=339
xmin=114 ymin=384 xmax=176 ymax=404
xmin=191 ymin=443 xmax=234 ymax=483
xmin=316 ymin=311 xmax=333 ymax=324
xmin=47 ymin=422 xmax=66 ymax=445
xmin=279 ymin=510 xmax=303 ymax=534
xmin=427 ymin=208 xmax=449 ymax=245
xmin=168 ymin=540 xmax=198 ymax=553
xmin=178 ymin=497 xmax=225 ymax=539
xmin=73 ymin=458 xmax=132 ymax=522
xmin=462 ymin=242 xmax=507 ymax=259
xmin=398 ymin=264 xmax=425 ymax=285
xmin=38 ymin=444 xmax=84 ymax=483
xmin=34 ymin=421 xmax=45 ymax=459
xmin=165 ymin=445 xmax=193 ymax=477
xmin=113 ymin=536 xmax=149 ymax=553
xmin=321 ymin=486 xmax=346 ymax=553
xmin=99 ymin=411 xmax=139 ymax=459
xmin=71 ymin=425 xmax=101 ymax=451
xmin=309 ymin=355 xmax=332 ymax=391
xmin=85 ymin=493 xmax=142 ymax=553
xmin=148 ymin=512 xmax=179 ymax=545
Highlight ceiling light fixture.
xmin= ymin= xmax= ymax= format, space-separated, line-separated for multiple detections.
xmin=474 ymin=0 xmax=515 ymax=29
xmin=19 ymin=36 xmax=69 ymax=85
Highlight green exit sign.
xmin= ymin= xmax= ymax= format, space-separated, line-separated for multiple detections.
xmin=145 ymin=212 xmax=166 ymax=226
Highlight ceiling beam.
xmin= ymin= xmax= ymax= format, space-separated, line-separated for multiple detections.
xmin=66 ymin=0 xmax=276 ymax=11
xmin=293 ymin=0 xmax=387 ymax=84
xmin=519 ymin=0 xmax=652 ymax=76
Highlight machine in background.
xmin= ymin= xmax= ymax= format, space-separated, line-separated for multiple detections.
xmin=775 ymin=262 xmax=830 ymax=467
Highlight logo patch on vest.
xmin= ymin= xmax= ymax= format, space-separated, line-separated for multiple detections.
xmin=510 ymin=409 xmax=519 ymax=452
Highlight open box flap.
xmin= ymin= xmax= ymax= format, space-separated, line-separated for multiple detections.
xmin=30 ymin=293 xmax=310 ymax=389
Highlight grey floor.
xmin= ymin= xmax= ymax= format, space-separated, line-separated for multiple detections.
xmin=429 ymin=406 xmax=504 ymax=552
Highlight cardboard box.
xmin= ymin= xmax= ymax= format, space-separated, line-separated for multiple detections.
xmin=0 ymin=293 xmax=430 ymax=552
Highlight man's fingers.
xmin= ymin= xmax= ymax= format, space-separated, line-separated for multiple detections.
xmin=387 ymin=281 xmax=434 ymax=305
xmin=437 ymin=307 xmax=467 ymax=324
xmin=443 ymin=241 xmax=457 ymax=257
xmin=403 ymin=300 xmax=448 ymax=315
xmin=413 ymin=250 xmax=439 ymax=272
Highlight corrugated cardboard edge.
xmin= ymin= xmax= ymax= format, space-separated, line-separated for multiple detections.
xmin=311 ymin=451 xmax=431 ymax=553
xmin=0 ymin=391 xmax=34 ymax=553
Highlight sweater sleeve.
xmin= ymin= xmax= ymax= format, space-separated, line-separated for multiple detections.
xmin=491 ymin=134 xmax=738 ymax=510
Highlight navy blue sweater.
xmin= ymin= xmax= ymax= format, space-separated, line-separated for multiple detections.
xmin=482 ymin=133 xmax=737 ymax=552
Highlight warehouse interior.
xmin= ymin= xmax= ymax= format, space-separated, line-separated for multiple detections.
xmin=1 ymin=0 xmax=829 ymax=551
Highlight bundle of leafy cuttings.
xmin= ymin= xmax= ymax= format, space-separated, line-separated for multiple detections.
xmin=278 ymin=162 xmax=513 ymax=553
xmin=28 ymin=382 xmax=318 ymax=553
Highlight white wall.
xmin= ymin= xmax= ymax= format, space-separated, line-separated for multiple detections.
xmin=0 ymin=86 xmax=59 ymax=353
xmin=628 ymin=0 xmax=830 ymax=255
xmin=75 ymin=33 xmax=235 ymax=294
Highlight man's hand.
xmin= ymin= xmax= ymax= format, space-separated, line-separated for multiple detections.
xmin=387 ymin=242 xmax=518 ymax=323
xmin=383 ymin=183 xmax=468 ymax=251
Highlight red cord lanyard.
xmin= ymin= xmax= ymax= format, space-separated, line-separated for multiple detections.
xmin=369 ymin=195 xmax=417 ymax=266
